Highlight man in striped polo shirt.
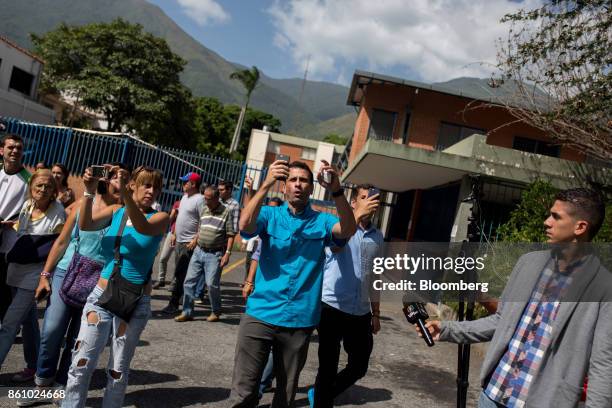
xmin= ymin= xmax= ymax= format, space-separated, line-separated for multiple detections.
xmin=176 ymin=185 xmax=235 ymax=322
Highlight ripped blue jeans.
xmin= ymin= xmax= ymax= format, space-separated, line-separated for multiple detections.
xmin=61 ymin=286 xmax=150 ymax=408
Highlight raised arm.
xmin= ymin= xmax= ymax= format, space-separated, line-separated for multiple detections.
xmin=239 ymin=160 xmax=288 ymax=234
xmin=317 ymin=160 xmax=356 ymax=240
xmin=79 ymin=167 xmax=117 ymax=231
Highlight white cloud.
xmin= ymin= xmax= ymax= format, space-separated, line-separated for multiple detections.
xmin=177 ymin=0 xmax=230 ymax=26
xmin=268 ymin=0 xmax=540 ymax=83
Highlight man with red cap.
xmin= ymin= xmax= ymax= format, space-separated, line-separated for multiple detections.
xmin=162 ymin=172 xmax=204 ymax=315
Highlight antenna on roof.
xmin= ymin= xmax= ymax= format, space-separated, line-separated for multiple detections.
xmin=291 ymin=55 xmax=310 ymax=134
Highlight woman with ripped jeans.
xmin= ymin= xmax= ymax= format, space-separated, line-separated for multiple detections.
xmin=61 ymin=166 xmax=168 ymax=408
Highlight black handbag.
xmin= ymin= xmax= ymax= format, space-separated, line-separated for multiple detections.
xmin=96 ymin=211 xmax=151 ymax=322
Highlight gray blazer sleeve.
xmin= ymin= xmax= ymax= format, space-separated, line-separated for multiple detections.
xmin=439 ymin=253 xmax=528 ymax=344
xmin=586 ymin=301 xmax=612 ymax=407
xmin=439 ymin=311 xmax=500 ymax=344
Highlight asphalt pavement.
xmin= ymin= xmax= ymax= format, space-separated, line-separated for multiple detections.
xmin=0 ymin=251 xmax=483 ymax=407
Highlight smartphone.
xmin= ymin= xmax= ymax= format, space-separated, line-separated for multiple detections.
xmin=276 ymin=154 xmax=290 ymax=163
xmin=91 ymin=165 xmax=107 ymax=179
xmin=276 ymin=154 xmax=290 ymax=181
xmin=368 ymin=187 xmax=380 ymax=198
xmin=36 ymin=288 xmax=50 ymax=303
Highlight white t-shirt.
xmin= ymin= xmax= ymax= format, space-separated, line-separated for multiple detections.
xmin=5 ymin=200 xmax=66 ymax=291
xmin=0 ymin=167 xmax=30 ymax=221
xmin=174 ymin=193 xmax=204 ymax=244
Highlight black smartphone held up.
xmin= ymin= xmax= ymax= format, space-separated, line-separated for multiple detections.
xmin=91 ymin=165 xmax=107 ymax=179
xmin=368 ymin=187 xmax=381 ymax=198
xmin=276 ymin=154 xmax=290 ymax=164
xmin=276 ymin=154 xmax=290 ymax=181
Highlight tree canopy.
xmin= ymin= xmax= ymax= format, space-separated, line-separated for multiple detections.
xmin=32 ymin=18 xmax=192 ymax=145
xmin=495 ymin=0 xmax=611 ymax=160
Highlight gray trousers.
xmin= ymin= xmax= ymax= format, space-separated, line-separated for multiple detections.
xmin=230 ymin=314 xmax=313 ymax=408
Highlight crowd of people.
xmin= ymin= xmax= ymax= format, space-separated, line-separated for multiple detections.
xmin=0 ymin=129 xmax=610 ymax=408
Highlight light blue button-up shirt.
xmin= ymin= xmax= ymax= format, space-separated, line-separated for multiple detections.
xmin=322 ymin=224 xmax=383 ymax=316
xmin=241 ymin=202 xmax=340 ymax=328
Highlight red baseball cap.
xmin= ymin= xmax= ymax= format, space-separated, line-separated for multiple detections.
xmin=179 ymin=172 xmax=201 ymax=183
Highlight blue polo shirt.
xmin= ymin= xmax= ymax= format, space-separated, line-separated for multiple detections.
xmin=322 ymin=224 xmax=383 ymax=316
xmin=241 ymin=202 xmax=340 ymax=328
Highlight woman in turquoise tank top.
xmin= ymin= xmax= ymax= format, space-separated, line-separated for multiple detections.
xmin=62 ymin=165 xmax=169 ymax=408
xmin=17 ymin=166 xmax=123 ymax=400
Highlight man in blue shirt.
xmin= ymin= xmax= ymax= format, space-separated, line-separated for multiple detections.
xmin=311 ymin=184 xmax=383 ymax=407
xmin=229 ymin=160 xmax=357 ymax=408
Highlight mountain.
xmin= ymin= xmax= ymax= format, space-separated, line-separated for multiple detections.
xmin=290 ymin=112 xmax=357 ymax=141
xmin=0 ymin=0 xmax=351 ymax=131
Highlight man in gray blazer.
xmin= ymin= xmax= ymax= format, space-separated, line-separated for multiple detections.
xmin=416 ymin=188 xmax=611 ymax=408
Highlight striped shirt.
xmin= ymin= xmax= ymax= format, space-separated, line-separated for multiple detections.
xmin=484 ymin=257 xmax=580 ymax=407
xmin=197 ymin=202 xmax=235 ymax=249
xmin=222 ymin=197 xmax=240 ymax=232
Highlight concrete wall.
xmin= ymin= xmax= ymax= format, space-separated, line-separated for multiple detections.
xmin=348 ymin=82 xmax=583 ymax=164
xmin=0 ymin=88 xmax=55 ymax=124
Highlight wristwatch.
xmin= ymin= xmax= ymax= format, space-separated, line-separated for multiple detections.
xmin=332 ymin=188 xmax=344 ymax=198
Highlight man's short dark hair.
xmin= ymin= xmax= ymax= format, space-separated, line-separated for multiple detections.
xmin=288 ymin=161 xmax=313 ymax=184
xmin=218 ymin=180 xmax=233 ymax=191
xmin=555 ymin=188 xmax=606 ymax=239
xmin=206 ymin=185 xmax=220 ymax=198
xmin=351 ymin=184 xmax=374 ymax=200
xmin=2 ymin=133 xmax=23 ymax=147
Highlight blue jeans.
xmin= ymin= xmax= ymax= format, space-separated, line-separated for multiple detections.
xmin=62 ymin=286 xmax=151 ymax=408
xmin=36 ymin=267 xmax=83 ymax=386
xmin=478 ymin=391 xmax=506 ymax=408
xmin=182 ymin=247 xmax=222 ymax=316
xmin=194 ymin=270 xmax=206 ymax=299
xmin=258 ymin=351 xmax=274 ymax=398
xmin=0 ymin=286 xmax=39 ymax=370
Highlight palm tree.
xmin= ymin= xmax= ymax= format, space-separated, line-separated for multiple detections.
xmin=229 ymin=66 xmax=260 ymax=153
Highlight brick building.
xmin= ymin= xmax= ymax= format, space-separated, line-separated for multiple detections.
xmin=339 ymin=70 xmax=610 ymax=242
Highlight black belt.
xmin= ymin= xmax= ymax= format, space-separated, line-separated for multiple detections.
xmin=199 ymin=246 xmax=225 ymax=253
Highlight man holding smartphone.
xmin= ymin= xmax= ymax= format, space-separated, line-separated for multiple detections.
xmin=310 ymin=184 xmax=382 ymax=407
xmin=230 ymin=159 xmax=357 ymax=407
xmin=0 ymin=134 xmax=30 ymax=321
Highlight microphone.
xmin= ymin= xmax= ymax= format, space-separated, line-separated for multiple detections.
xmin=403 ymin=302 xmax=434 ymax=347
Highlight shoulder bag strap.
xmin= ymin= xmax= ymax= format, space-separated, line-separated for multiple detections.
xmin=112 ymin=209 xmax=129 ymax=274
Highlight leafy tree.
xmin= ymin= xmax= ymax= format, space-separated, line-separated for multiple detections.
xmin=495 ymin=1 xmax=611 ymax=160
xmin=229 ymin=66 xmax=260 ymax=152
xmin=322 ymin=133 xmax=348 ymax=145
xmin=225 ymin=105 xmax=281 ymax=160
xmin=31 ymin=19 xmax=192 ymax=145
xmin=497 ymin=180 xmax=559 ymax=242
xmin=191 ymin=97 xmax=281 ymax=160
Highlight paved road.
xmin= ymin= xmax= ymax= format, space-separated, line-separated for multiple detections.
xmin=1 ymin=251 xmax=483 ymax=407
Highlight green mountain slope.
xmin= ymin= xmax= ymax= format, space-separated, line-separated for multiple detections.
xmin=0 ymin=0 xmax=351 ymax=131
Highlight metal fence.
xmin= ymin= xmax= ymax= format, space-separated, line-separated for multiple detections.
xmin=1 ymin=117 xmax=338 ymax=213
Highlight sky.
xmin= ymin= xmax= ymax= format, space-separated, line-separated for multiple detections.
xmin=148 ymin=0 xmax=539 ymax=86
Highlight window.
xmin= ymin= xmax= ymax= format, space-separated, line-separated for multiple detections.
xmin=512 ymin=136 xmax=560 ymax=158
xmin=267 ymin=141 xmax=280 ymax=154
xmin=9 ymin=67 xmax=34 ymax=96
xmin=301 ymin=147 xmax=316 ymax=161
xmin=368 ymin=109 xmax=397 ymax=141
xmin=437 ymin=122 xmax=485 ymax=150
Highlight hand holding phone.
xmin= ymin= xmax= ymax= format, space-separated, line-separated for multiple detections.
xmin=368 ymin=187 xmax=381 ymax=198
xmin=35 ymin=287 xmax=50 ymax=303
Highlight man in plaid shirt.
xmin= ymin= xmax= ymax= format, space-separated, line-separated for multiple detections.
xmin=414 ymin=188 xmax=611 ymax=408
